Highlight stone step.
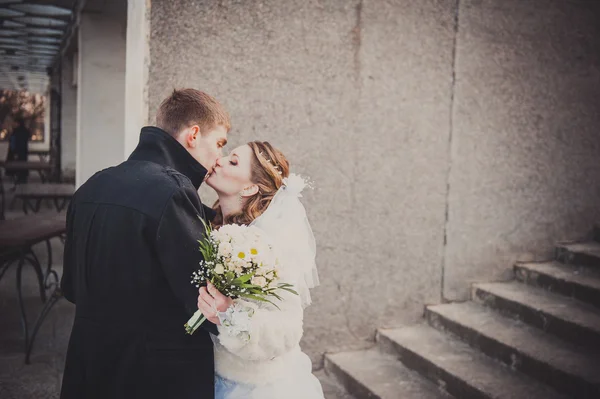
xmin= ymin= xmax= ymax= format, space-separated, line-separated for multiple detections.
xmin=377 ymin=325 xmax=567 ymax=399
xmin=514 ymin=261 xmax=600 ymax=309
xmin=324 ymin=348 xmax=450 ymax=399
xmin=314 ymin=369 xmax=356 ymax=399
xmin=472 ymin=282 xmax=600 ymax=348
xmin=426 ymin=301 xmax=600 ymax=398
xmin=556 ymin=241 xmax=600 ymax=268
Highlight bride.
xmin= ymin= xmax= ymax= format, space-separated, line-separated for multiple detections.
xmin=198 ymin=141 xmax=324 ymax=399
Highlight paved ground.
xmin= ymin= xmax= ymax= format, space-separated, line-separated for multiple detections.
xmin=0 ymin=214 xmax=70 ymax=399
xmin=0 ymin=189 xmax=351 ymax=398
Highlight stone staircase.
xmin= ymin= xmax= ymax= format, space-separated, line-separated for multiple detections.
xmin=325 ymin=238 xmax=600 ymax=398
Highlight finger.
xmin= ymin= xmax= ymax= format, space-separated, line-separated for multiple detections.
xmin=208 ymin=284 xmax=226 ymax=301
xmin=199 ymin=287 xmax=214 ymax=304
xmin=207 ymin=281 xmax=218 ymax=296
xmin=197 ymin=297 xmax=214 ymax=314
xmin=200 ymin=286 xmax=212 ymax=298
xmin=206 ymin=284 xmax=229 ymax=309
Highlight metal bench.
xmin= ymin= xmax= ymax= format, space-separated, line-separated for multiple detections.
xmin=0 ymin=213 xmax=66 ymax=364
xmin=0 ymin=162 xmax=56 ymax=220
xmin=29 ymin=149 xmax=51 ymax=163
xmin=14 ymin=183 xmax=75 ymax=214
xmin=0 ymin=161 xmax=53 ymax=184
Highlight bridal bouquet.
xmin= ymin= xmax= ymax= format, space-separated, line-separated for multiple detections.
xmin=184 ymin=221 xmax=297 ymax=335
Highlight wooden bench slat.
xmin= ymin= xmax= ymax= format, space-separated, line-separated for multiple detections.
xmin=15 ymin=184 xmax=75 ymax=198
xmin=0 ymin=161 xmax=53 ymax=170
xmin=0 ymin=214 xmax=66 ymax=248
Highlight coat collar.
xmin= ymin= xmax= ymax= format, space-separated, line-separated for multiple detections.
xmin=128 ymin=126 xmax=208 ymax=190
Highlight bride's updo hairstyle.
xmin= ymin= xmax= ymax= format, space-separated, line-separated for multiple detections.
xmin=213 ymin=141 xmax=290 ymax=227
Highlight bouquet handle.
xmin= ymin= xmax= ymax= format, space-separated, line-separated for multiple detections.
xmin=184 ymin=310 xmax=207 ymax=335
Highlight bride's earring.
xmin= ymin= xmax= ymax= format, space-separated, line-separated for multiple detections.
xmin=238 ymin=191 xmax=244 ymax=204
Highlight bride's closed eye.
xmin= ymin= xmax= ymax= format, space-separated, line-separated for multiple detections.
xmin=229 ymin=161 xmax=238 ymax=166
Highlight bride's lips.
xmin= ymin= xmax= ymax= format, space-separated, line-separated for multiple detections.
xmin=204 ymin=168 xmax=217 ymax=181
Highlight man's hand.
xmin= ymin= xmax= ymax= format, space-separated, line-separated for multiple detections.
xmin=197 ymin=281 xmax=234 ymax=325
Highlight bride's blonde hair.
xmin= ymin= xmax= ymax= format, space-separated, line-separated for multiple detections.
xmin=212 ymin=141 xmax=290 ymax=227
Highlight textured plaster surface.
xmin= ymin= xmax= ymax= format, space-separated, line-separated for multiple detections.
xmin=149 ymin=0 xmax=454 ymax=364
xmin=147 ymin=0 xmax=600 ymax=363
xmin=444 ymin=0 xmax=600 ymax=299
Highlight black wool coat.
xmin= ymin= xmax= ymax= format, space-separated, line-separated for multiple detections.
xmin=60 ymin=126 xmax=218 ymax=399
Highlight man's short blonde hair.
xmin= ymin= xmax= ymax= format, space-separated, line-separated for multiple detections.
xmin=156 ymin=89 xmax=231 ymax=136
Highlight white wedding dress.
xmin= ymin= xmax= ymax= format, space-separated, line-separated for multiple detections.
xmin=211 ymin=175 xmax=324 ymax=399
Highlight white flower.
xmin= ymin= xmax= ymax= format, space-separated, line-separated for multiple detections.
xmin=232 ymin=257 xmax=248 ymax=269
xmin=214 ymin=264 xmax=225 ymax=274
xmin=217 ymin=225 xmax=236 ymax=235
xmin=218 ymin=242 xmax=233 ymax=257
xmin=210 ymin=230 xmax=223 ymax=242
xmin=224 ymin=260 xmax=236 ymax=271
xmin=251 ymin=276 xmax=267 ymax=288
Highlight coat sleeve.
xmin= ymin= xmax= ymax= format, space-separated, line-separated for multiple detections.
xmin=215 ymin=285 xmax=304 ymax=361
xmin=60 ymin=201 xmax=76 ymax=303
xmin=155 ymin=185 xmax=218 ymax=336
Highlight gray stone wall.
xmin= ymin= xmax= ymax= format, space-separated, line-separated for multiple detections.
xmin=444 ymin=0 xmax=600 ymax=299
xmin=147 ymin=0 xmax=600 ymax=364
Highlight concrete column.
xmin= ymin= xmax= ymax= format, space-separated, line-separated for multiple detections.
xmin=76 ymin=2 xmax=127 ymax=188
xmin=61 ymin=51 xmax=77 ymax=180
xmin=124 ymin=0 xmax=151 ymax=157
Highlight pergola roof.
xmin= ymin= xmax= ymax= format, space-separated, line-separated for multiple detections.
xmin=0 ymin=0 xmax=75 ymax=93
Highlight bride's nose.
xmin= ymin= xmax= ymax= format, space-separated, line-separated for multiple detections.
xmin=215 ymin=157 xmax=225 ymax=167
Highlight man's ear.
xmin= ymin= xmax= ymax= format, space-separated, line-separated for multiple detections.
xmin=185 ymin=125 xmax=200 ymax=148
xmin=240 ymin=184 xmax=259 ymax=198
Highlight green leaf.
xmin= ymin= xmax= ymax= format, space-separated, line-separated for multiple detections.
xmin=233 ymin=273 xmax=254 ymax=284
xmin=270 ymin=292 xmax=283 ymax=301
xmin=239 ymin=293 xmax=269 ymax=302
xmin=279 ymin=287 xmax=299 ymax=295
xmin=239 ymin=284 xmax=262 ymax=290
xmin=239 ymin=294 xmax=281 ymax=310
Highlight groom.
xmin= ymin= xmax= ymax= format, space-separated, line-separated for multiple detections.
xmin=60 ymin=89 xmax=232 ymax=399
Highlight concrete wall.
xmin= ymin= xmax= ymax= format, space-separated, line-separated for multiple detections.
xmin=76 ymin=2 xmax=127 ymax=187
xmin=61 ymin=52 xmax=77 ymax=180
xmin=124 ymin=0 xmax=151 ymax=157
xmin=147 ymin=0 xmax=600 ymax=363
xmin=444 ymin=0 xmax=600 ymax=299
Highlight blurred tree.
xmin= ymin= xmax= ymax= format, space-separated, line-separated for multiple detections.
xmin=0 ymin=89 xmax=46 ymax=140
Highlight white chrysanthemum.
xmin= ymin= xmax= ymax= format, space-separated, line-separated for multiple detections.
xmin=210 ymin=230 xmax=224 ymax=242
xmin=218 ymin=242 xmax=233 ymax=257
xmin=217 ymin=224 xmax=239 ymax=237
